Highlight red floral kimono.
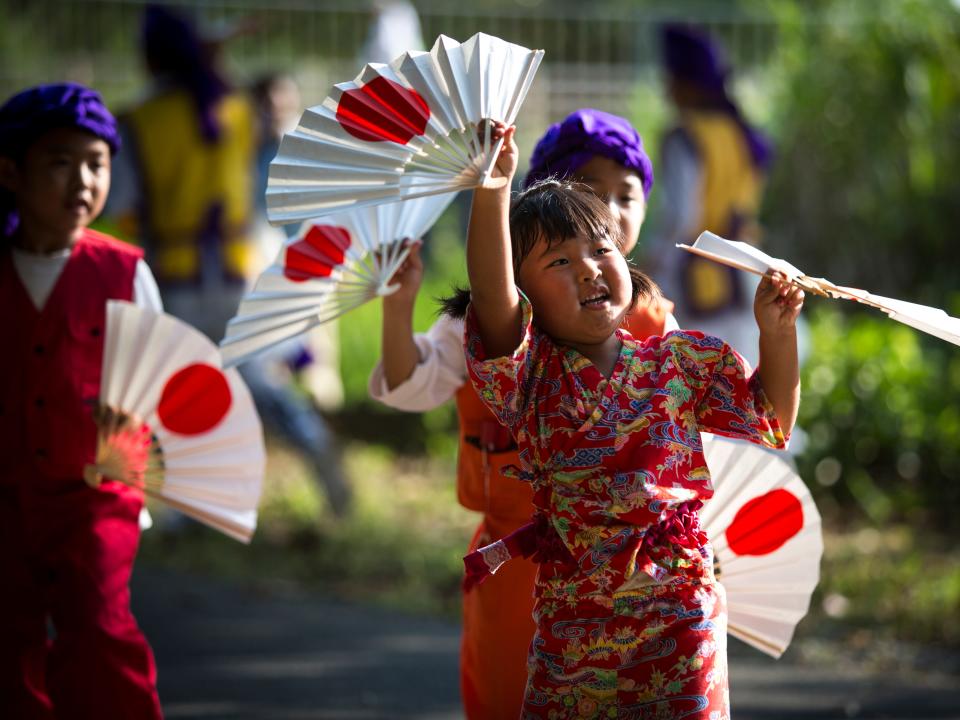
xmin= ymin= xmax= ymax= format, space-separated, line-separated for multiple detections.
xmin=464 ymin=294 xmax=785 ymax=719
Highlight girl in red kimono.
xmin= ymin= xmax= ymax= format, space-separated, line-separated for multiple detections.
xmin=0 ymin=84 xmax=163 ymax=718
xmin=462 ymin=123 xmax=803 ymax=719
xmin=372 ymin=110 xmax=675 ymax=718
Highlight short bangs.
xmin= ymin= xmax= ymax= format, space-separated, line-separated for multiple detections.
xmin=509 ymin=177 xmax=623 ymax=273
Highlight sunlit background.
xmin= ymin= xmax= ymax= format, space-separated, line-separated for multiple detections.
xmin=4 ymin=0 xmax=959 ymax=676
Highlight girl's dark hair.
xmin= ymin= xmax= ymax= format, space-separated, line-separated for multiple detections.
xmin=441 ymin=177 xmax=660 ymax=319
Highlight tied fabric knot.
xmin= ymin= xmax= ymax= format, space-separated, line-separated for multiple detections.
xmin=635 ymin=500 xmax=709 ymax=583
xmin=639 ymin=500 xmax=707 ymax=553
xmin=462 ymin=512 xmax=573 ymax=592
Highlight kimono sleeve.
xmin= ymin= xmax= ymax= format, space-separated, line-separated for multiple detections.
xmin=463 ymin=290 xmax=545 ymax=433
xmin=671 ymin=331 xmax=787 ymax=449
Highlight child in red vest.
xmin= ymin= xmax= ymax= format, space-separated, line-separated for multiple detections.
xmin=0 ymin=83 xmax=164 ymax=718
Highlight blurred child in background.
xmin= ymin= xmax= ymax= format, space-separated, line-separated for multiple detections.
xmin=646 ymin=23 xmax=773 ymax=367
xmin=245 ymin=71 xmax=350 ymax=515
xmin=107 ymin=3 xmax=259 ymax=343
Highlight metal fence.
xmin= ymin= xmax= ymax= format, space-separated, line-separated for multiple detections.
xmin=0 ymin=0 xmax=790 ymax=133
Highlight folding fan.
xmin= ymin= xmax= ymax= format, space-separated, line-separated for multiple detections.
xmin=267 ymin=32 xmax=544 ymax=223
xmin=84 ymin=301 xmax=265 ymax=543
xmin=679 ymin=231 xmax=960 ymax=347
xmin=699 ymin=431 xmax=822 ymax=658
xmin=220 ymin=192 xmax=455 ymax=367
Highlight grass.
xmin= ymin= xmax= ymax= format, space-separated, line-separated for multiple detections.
xmin=139 ymin=437 xmax=478 ymax=619
xmin=802 ymin=526 xmax=960 ymax=667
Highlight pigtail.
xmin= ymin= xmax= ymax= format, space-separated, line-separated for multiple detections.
xmin=437 ymin=285 xmax=472 ymax=319
xmin=627 ymin=263 xmax=660 ymax=308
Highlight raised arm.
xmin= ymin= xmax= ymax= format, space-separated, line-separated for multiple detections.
xmin=466 ymin=124 xmax=524 ymax=358
xmin=381 ymin=240 xmax=425 ymax=390
xmin=755 ymin=273 xmax=804 ymax=434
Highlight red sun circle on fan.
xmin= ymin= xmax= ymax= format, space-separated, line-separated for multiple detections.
xmin=336 ymin=76 xmax=430 ymax=144
xmin=284 ymin=225 xmax=352 ymax=282
xmin=157 ymin=364 xmax=232 ymax=435
xmin=725 ymin=488 xmax=803 ymax=556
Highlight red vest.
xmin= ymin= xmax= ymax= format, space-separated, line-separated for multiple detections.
xmin=1 ymin=230 xmax=141 ymax=489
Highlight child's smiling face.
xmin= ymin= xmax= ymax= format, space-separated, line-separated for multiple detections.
xmin=3 ymin=127 xmax=111 ymax=248
xmin=517 ymin=229 xmax=633 ymax=350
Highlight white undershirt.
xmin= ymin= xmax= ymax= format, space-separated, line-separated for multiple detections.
xmin=11 ymin=246 xmax=163 ymax=312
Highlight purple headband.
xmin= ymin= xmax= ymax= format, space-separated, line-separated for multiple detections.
xmin=0 ymin=82 xmax=120 ymax=238
xmin=143 ymin=4 xmax=228 ymax=142
xmin=524 ymin=109 xmax=654 ymax=197
xmin=660 ymin=23 xmax=729 ymax=97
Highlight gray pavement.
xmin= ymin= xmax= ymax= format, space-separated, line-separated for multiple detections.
xmin=132 ymin=567 xmax=960 ymax=720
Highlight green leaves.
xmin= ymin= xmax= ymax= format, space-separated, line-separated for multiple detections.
xmin=797 ymin=304 xmax=960 ymax=528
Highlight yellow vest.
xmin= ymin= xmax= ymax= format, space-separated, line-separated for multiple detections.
xmin=682 ymin=110 xmax=763 ymax=237
xmin=125 ymin=90 xmax=257 ymax=283
xmin=678 ymin=111 xmax=764 ymax=315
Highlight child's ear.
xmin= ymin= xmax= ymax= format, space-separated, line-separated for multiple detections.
xmin=0 ymin=157 xmax=20 ymax=193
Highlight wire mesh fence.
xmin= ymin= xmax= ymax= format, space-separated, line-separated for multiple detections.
xmin=0 ymin=0 xmax=785 ymax=130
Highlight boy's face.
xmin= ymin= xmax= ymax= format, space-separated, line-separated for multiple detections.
xmin=1 ymin=127 xmax=111 ymax=245
xmin=574 ymin=156 xmax=647 ymax=256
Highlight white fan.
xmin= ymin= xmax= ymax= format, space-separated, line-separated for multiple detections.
xmin=679 ymin=231 xmax=960 ymax=348
xmin=220 ymin=193 xmax=455 ymax=367
xmin=699 ymin=432 xmax=823 ymax=658
xmin=84 ymin=301 xmax=265 ymax=543
xmin=267 ymin=32 xmax=544 ymax=223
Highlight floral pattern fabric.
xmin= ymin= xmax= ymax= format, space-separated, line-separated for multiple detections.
xmin=464 ymin=293 xmax=785 ymax=719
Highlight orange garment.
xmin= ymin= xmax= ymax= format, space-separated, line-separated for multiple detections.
xmin=456 ymin=302 xmax=670 ymax=720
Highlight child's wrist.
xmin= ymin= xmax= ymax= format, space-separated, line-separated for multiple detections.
xmin=474 ymin=184 xmax=513 ymax=205
xmin=759 ymin=325 xmax=797 ymax=342
xmin=383 ymin=293 xmax=416 ymax=316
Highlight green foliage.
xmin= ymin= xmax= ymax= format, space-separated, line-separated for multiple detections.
xmin=813 ymin=526 xmax=960 ymax=653
xmin=797 ymin=304 xmax=960 ymax=529
xmin=763 ymin=0 xmax=960 ymax=304
xmin=761 ymin=0 xmax=960 ymax=535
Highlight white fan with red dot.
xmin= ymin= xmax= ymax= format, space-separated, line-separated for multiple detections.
xmin=84 ymin=301 xmax=265 ymax=542
xmin=699 ymin=431 xmax=823 ymax=658
xmin=219 ymin=192 xmax=454 ymax=368
xmin=266 ymin=31 xmax=543 ymax=223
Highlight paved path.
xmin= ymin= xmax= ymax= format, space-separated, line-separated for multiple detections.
xmin=132 ymin=567 xmax=960 ymax=720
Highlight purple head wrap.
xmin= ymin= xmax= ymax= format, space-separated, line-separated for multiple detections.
xmin=661 ymin=23 xmax=730 ymax=97
xmin=523 ymin=109 xmax=654 ymax=197
xmin=0 ymin=82 xmax=120 ymax=238
xmin=660 ymin=23 xmax=772 ymax=170
xmin=142 ymin=4 xmax=228 ymax=142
